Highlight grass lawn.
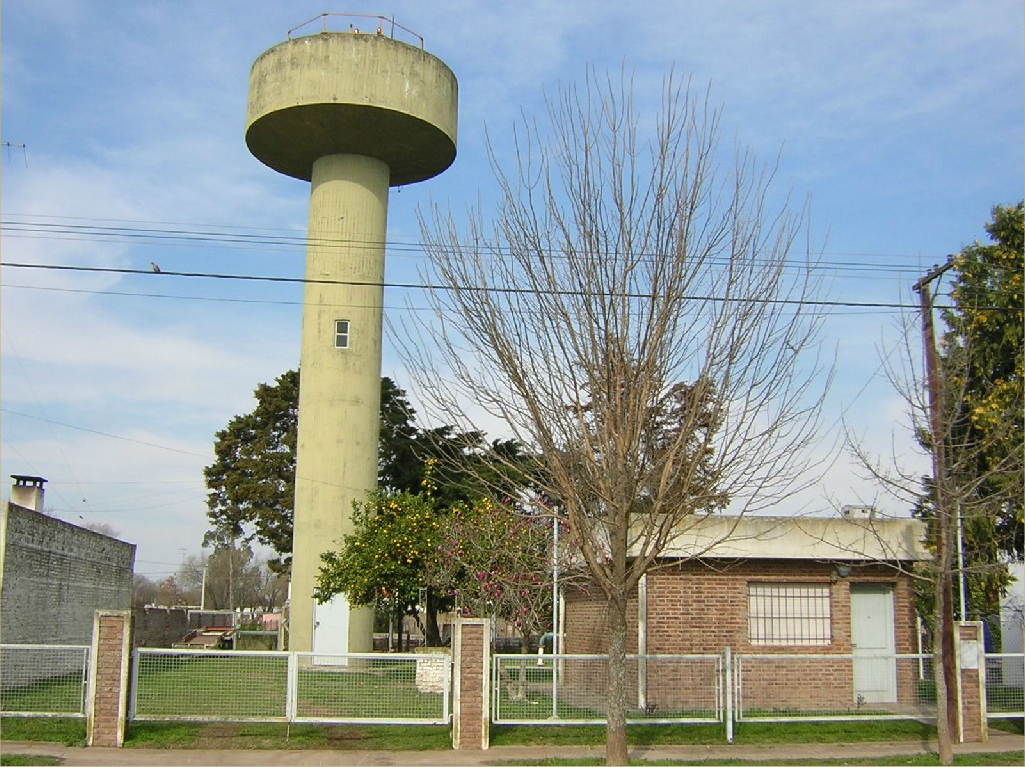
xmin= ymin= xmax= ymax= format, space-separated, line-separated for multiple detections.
xmin=0 ymin=674 xmax=84 ymax=716
xmin=0 ymin=756 xmax=64 ymax=766
xmin=131 ymin=654 xmax=445 ymax=720
xmin=489 ymin=719 xmax=940 ymax=747
xmin=3 ymin=715 xmax=1019 ymax=754
xmin=122 ymin=721 xmax=453 ymax=750
xmin=483 ymin=754 xmax=1025 ymax=766
xmin=0 ymin=718 xmax=85 ymax=746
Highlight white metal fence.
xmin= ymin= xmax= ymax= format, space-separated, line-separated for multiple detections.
xmin=129 ymin=648 xmax=450 ymax=725
xmin=734 ymin=653 xmax=936 ymax=722
xmin=984 ymin=653 xmax=1024 ymax=720
xmin=4 ymin=642 xmax=1021 ymax=736
xmin=0 ymin=644 xmax=90 ymax=718
xmin=492 ymin=653 xmax=722 ymax=725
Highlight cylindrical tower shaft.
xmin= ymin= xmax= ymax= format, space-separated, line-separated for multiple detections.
xmin=246 ymin=27 xmax=457 ymax=655
xmin=289 ymin=154 xmax=389 ymax=653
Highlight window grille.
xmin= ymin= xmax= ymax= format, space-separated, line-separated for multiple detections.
xmin=748 ymin=583 xmax=831 ymax=646
xmin=334 ymin=319 xmax=350 ymax=349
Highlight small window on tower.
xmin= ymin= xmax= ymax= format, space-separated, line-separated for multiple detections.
xmin=334 ymin=320 xmax=350 ymax=349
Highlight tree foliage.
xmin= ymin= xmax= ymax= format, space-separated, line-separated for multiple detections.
xmin=847 ymin=204 xmax=1023 ymax=764
xmin=939 ymin=201 xmax=1024 ymax=559
xmin=204 ymin=372 xmax=423 ymax=573
xmin=431 ymin=498 xmax=572 ymax=651
xmin=315 ymin=480 xmax=447 ymax=644
xmin=400 ymin=71 xmax=829 ymax=765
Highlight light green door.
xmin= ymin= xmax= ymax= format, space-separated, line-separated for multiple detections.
xmin=850 ymin=584 xmax=896 ymax=703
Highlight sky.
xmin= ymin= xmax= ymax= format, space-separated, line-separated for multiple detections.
xmin=1 ymin=1 xmax=1022 ymax=582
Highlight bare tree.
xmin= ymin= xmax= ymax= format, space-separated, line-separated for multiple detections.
xmin=80 ymin=521 xmax=121 ymax=538
xmin=398 ymin=71 xmax=831 ymax=765
xmin=845 ymin=311 xmax=1022 ymax=765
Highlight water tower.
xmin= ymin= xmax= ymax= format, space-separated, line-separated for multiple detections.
xmin=245 ymin=15 xmax=457 ymax=654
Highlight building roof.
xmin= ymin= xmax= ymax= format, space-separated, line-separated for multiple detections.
xmin=650 ymin=514 xmax=930 ymax=562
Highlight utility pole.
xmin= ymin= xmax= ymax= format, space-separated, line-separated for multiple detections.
xmin=200 ymin=565 xmax=208 ymax=611
xmin=912 ymin=257 xmax=958 ymax=748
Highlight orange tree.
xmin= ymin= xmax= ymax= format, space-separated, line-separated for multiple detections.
xmin=315 ymin=481 xmax=447 ymax=646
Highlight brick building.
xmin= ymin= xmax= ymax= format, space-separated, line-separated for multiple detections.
xmin=562 ymin=511 xmax=930 ymax=713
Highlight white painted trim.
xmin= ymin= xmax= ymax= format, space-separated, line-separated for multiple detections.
xmin=637 ymin=573 xmax=648 ymax=709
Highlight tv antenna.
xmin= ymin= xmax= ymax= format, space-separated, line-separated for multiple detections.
xmin=2 ymin=142 xmax=28 ymax=167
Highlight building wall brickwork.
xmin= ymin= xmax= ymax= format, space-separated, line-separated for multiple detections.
xmin=563 ymin=558 xmax=920 ymax=715
xmin=957 ymin=622 xmax=986 ymax=743
xmin=1 ymin=503 xmax=135 ymax=645
xmin=565 ymin=559 xmax=918 ymax=655
xmin=453 ymin=619 xmax=488 ymax=750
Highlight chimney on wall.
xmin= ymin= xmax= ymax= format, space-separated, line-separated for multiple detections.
xmin=840 ymin=504 xmax=876 ymax=520
xmin=10 ymin=475 xmax=47 ymax=511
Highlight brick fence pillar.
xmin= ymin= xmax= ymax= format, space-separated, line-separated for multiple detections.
xmin=452 ymin=618 xmax=490 ymax=750
xmin=956 ymin=621 xmax=987 ymax=743
xmin=86 ymin=609 xmax=132 ymax=747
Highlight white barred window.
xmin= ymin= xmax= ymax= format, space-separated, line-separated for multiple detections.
xmin=748 ymin=583 xmax=831 ymax=646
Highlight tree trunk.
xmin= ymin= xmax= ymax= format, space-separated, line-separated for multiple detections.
xmin=511 ymin=633 xmax=531 ymax=702
xmin=425 ymin=590 xmax=442 ymax=646
xmin=933 ymin=560 xmax=954 ymax=765
xmin=605 ymin=593 xmax=629 ymax=766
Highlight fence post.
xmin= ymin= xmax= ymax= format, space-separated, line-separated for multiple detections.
xmin=285 ymin=651 xmax=298 ymax=722
xmin=127 ymin=648 xmax=139 ymax=721
xmin=724 ymin=647 xmax=733 ymax=744
xmin=452 ymin=617 xmax=490 ymax=750
xmin=85 ymin=609 xmax=132 ymax=748
xmin=956 ymin=621 xmax=987 ymax=743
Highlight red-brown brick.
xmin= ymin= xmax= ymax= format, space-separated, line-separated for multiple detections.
xmin=957 ymin=622 xmax=987 ymax=743
xmin=563 ymin=559 xmax=920 ymax=714
xmin=87 ymin=610 xmax=131 ymax=748
xmin=452 ymin=618 xmax=490 ymax=750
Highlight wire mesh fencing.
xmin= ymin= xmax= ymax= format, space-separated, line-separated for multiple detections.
xmin=492 ymin=653 xmax=722 ymax=725
xmin=0 ymin=644 xmax=90 ymax=717
xmin=130 ymin=649 xmax=290 ymax=721
xmin=129 ymin=648 xmax=451 ymax=724
xmin=735 ymin=653 xmax=935 ymax=721
xmin=293 ymin=652 xmax=450 ymax=724
xmin=983 ymin=653 xmax=1024 ymax=719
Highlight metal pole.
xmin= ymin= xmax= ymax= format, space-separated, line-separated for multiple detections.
xmin=724 ymin=647 xmax=733 ymax=744
xmin=551 ymin=513 xmax=559 ymax=719
xmin=200 ymin=565 xmax=207 ymax=611
xmin=956 ymin=501 xmax=967 ymax=620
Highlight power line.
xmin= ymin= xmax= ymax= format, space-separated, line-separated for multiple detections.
xmin=0 ymin=260 xmax=964 ymax=311
xmin=0 ymin=280 xmax=921 ymax=317
xmin=0 ymin=407 xmax=210 ymax=458
xmin=0 ymin=214 xmax=974 ymax=277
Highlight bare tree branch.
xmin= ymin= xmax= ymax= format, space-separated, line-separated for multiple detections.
xmin=394 ymin=69 xmax=832 ymax=765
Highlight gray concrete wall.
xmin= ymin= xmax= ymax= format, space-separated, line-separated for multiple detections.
xmin=131 ymin=606 xmax=188 ymax=649
xmin=1 ymin=503 xmax=135 ymax=645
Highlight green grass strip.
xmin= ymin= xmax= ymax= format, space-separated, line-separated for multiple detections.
xmin=485 ymin=752 xmax=1024 ymax=766
xmin=0 ymin=718 xmax=85 ymax=746
xmin=489 ymin=720 xmax=939 ymax=747
xmin=0 ymin=756 xmax=64 ymax=766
